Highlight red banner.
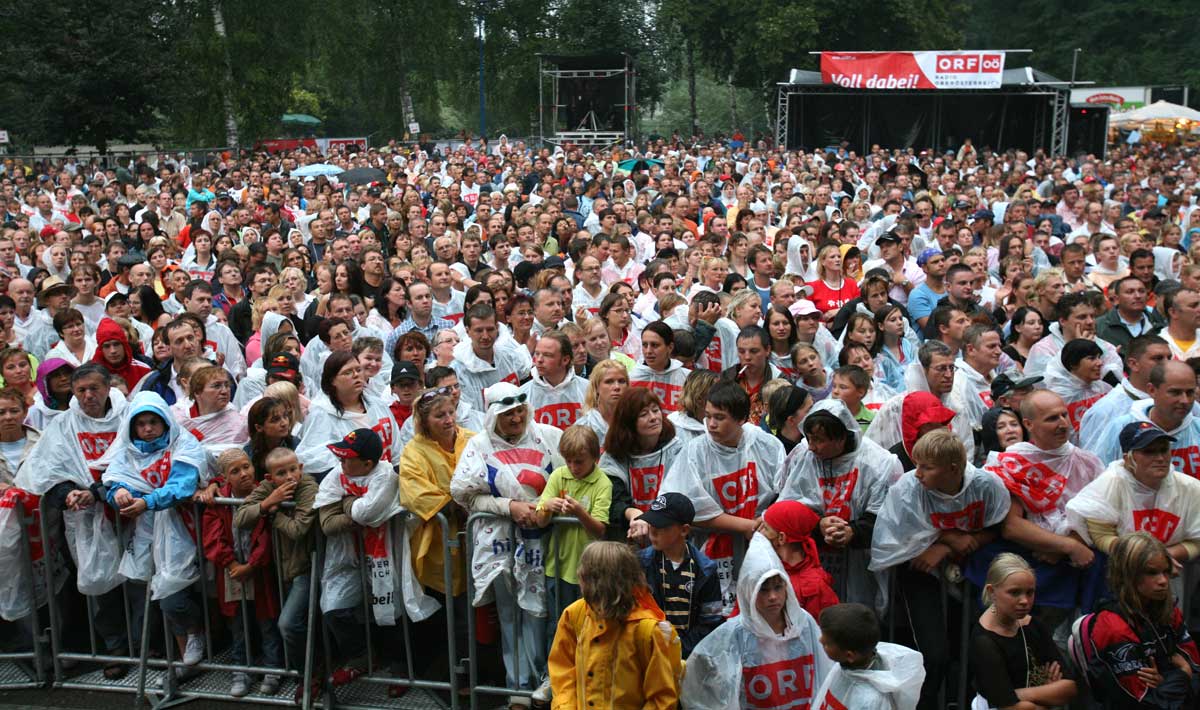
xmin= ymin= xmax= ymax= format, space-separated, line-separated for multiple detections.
xmin=820 ymin=51 xmax=1006 ymax=90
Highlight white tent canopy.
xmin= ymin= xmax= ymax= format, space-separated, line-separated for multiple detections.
xmin=1112 ymin=100 xmax=1200 ymax=126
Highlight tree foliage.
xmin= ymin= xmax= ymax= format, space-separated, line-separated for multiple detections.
xmin=0 ymin=0 xmax=1193 ymax=150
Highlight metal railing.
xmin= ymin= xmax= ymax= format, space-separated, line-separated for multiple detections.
xmin=0 ymin=495 xmax=49 ymax=690
xmin=13 ymin=484 xmax=1200 ymax=710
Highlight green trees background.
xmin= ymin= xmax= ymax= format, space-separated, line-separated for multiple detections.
xmin=0 ymin=0 xmax=1194 ymax=149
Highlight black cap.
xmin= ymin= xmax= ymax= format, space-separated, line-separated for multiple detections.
xmin=991 ymin=373 xmax=1043 ymax=400
xmin=366 ymin=186 xmax=383 ymax=197
xmin=265 ymin=353 xmax=300 ymax=382
xmin=971 ymin=208 xmax=994 ymax=222
xmin=543 ymin=255 xmax=566 ymax=270
xmin=116 ymin=254 xmax=144 ymax=269
xmin=1119 ymin=421 xmax=1175 ymax=453
xmin=327 ymin=427 xmax=384 ymax=462
xmin=390 ymin=360 xmax=420 ymax=385
xmin=876 ymin=231 xmax=902 ymax=245
xmin=952 ymin=200 xmax=970 ymax=210
xmin=215 ymin=190 xmax=230 ymax=199
xmin=638 ymin=493 xmax=695 ymax=528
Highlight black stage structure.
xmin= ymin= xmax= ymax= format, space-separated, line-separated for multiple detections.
xmin=537 ymin=53 xmax=636 ymax=148
xmin=777 ymin=66 xmax=1091 ymax=155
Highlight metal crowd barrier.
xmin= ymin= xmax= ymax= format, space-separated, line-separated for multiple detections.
xmin=0 ymin=499 xmax=49 ymax=690
xmin=316 ymin=510 xmax=460 ymax=710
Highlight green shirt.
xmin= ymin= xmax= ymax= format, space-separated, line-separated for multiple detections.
xmin=537 ymin=464 xmax=612 ymax=584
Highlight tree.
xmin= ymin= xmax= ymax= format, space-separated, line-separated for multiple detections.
xmin=0 ymin=1 xmax=175 ymax=151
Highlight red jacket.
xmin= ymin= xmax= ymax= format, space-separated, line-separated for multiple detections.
xmin=201 ymin=483 xmax=279 ymax=619
xmin=1091 ymin=604 xmax=1199 ymax=706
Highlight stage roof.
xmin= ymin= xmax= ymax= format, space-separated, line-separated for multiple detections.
xmin=783 ymin=66 xmax=1071 ymax=88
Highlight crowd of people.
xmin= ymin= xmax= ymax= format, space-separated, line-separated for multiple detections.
xmin=0 ymin=133 xmax=1199 ymax=709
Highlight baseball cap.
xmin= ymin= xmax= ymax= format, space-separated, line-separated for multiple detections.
xmin=1119 ymin=421 xmax=1175 ymax=454
xmin=789 ymin=299 xmax=820 ymax=318
xmin=327 ymin=427 xmax=384 ymax=462
xmin=876 ymin=230 xmax=902 ymax=245
xmin=104 ymin=291 xmax=129 ymax=306
xmin=390 ymin=360 xmax=420 ymax=385
xmin=366 ymin=186 xmax=382 ymax=197
xmin=543 ymin=256 xmax=566 ymax=270
xmin=952 ymin=200 xmax=971 ymax=210
xmin=970 ymin=208 xmax=994 ymax=222
xmin=215 ymin=190 xmax=230 ymax=199
xmin=266 ymin=353 xmax=300 ymax=383
xmin=990 ymin=373 xmax=1043 ymax=401
xmin=484 ymin=381 xmax=528 ymax=416
xmin=638 ymin=493 xmax=695 ymax=528
xmin=916 ymin=247 xmax=944 ymax=267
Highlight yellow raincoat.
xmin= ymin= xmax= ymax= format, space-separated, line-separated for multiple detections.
xmin=398 ymin=427 xmax=471 ymax=595
xmin=548 ymin=596 xmax=682 ymax=710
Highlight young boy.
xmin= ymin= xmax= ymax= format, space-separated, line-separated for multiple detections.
xmin=537 ymin=425 xmax=611 ymax=618
xmin=235 ymin=447 xmax=317 ymax=679
xmin=314 ymin=428 xmax=413 ymax=685
xmin=682 ymin=533 xmax=833 ymax=710
xmin=202 ymin=449 xmax=284 ymax=697
xmin=637 ymin=492 xmax=723 ymax=658
xmin=869 ymin=429 xmax=1010 ymax=710
xmin=815 ymin=603 xmax=926 ymax=710
xmin=387 ymin=360 xmax=421 ymax=429
xmin=830 ymin=365 xmax=873 ymax=432
xmin=659 ymin=381 xmax=783 ymax=614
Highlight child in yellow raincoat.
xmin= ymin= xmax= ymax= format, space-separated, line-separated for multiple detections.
xmin=547 ymin=541 xmax=682 ymax=709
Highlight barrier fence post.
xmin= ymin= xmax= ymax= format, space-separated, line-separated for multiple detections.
xmin=437 ymin=511 xmax=461 ymax=710
xmin=37 ymin=496 xmax=64 ymax=685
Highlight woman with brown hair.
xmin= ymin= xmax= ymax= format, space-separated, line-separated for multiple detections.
xmin=600 ymin=388 xmax=682 ymax=538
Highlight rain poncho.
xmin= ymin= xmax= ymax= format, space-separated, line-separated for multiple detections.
xmin=947 ymin=361 xmax=994 ymax=441
xmin=599 ymin=436 xmax=684 ymax=513
xmin=450 ymin=409 xmax=562 ymax=614
xmin=314 ymin=458 xmax=437 ymax=623
xmin=202 ymin=317 xmax=247 ymax=382
xmin=700 ymin=317 xmax=741 ymax=373
xmin=1041 ymin=358 xmax=1111 ymax=441
xmin=1153 ymin=245 xmax=1183 ymax=282
xmin=865 ymin=362 xmax=975 ymax=463
xmin=175 ymin=402 xmax=249 ymax=460
xmin=812 ymin=642 xmax=926 ymax=710
xmin=666 ymin=411 xmax=707 ymax=449
xmin=1091 ymin=399 xmax=1200 ymax=478
xmin=629 ymin=359 xmax=688 ymax=412
xmin=99 ymin=392 xmax=207 ymax=600
xmin=983 ymin=441 xmax=1103 ymax=536
xmin=1078 ymin=379 xmax=1148 ymax=452
xmin=778 ymin=400 xmax=900 ymax=609
xmin=659 ymin=425 xmax=783 ymax=613
xmin=519 ymin=370 xmax=588 ymax=430
xmin=451 ymin=339 xmax=529 ymax=411
xmin=15 ymin=389 xmax=127 ymax=595
xmin=1024 ymin=322 xmax=1122 ymax=381
xmin=295 ymin=392 xmax=401 ymax=476
xmin=682 ymin=534 xmax=834 ymax=710
xmin=0 ymin=487 xmax=69 ymax=619
xmin=1066 ymin=459 xmax=1200 ymax=547
xmin=869 ymin=466 xmax=1011 ymax=572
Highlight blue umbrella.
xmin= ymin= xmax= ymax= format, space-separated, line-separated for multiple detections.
xmin=290 ymin=163 xmax=343 ymax=178
xmin=615 ymin=158 xmax=664 ymax=175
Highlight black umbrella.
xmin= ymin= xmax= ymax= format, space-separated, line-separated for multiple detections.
xmin=342 ymin=167 xmax=387 ymax=185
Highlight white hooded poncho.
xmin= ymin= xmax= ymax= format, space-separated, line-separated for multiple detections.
xmin=983 ymin=441 xmax=1103 ymax=536
xmin=681 ymin=534 xmax=833 ymax=710
xmin=519 ymin=370 xmax=588 ymax=430
xmin=98 ymin=392 xmax=207 ymax=600
xmin=659 ymin=425 xmax=783 ymax=613
xmin=865 ymin=362 xmax=976 ymax=463
xmin=779 ymin=400 xmax=899 ymax=609
xmin=1041 ymin=357 xmax=1112 ymax=442
xmin=599 ymin=436 xmax=684 ymax=514
xmin=313 ymin=459 xmax=438 ymax=624
xmin=451 ymin=339 xmax=529 ymax=411
xmin=812 ymin=642 xmax=925 ymax=710
xmin=450 ymin=408 xmax=562 ymax=614
xmin=870 ymin=466 xmax=1010 ymax=573
xmin=1090 ymin=399 xmax=1200 ymax=479
xmin=629 ymin=359 xmax=689 ymax=412
xmin=1024 ymin=322 xmax=1122 ymax=382
xmin=15 ymin=390 xmax=127 ymax=596
xmin=1066 ymin=460 xmax=1200 ymax=548
xmin=296 ymin=392 xmax=401 ymax=476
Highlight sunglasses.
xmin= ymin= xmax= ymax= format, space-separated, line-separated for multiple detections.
xmin=489 ymin=393 xmax=527 ymax=408
xmin=418 ymin=385 xmax=456 ymax=404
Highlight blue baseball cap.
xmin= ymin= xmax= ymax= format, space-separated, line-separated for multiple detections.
xmin=1119 ymin=421 xmax=1175 ymax=454
xmin=916 ymin=247 xmax=945 ymax=267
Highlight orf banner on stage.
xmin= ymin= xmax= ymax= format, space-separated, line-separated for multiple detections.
xmin=820 ymin=51 xmax=1006 ymax=90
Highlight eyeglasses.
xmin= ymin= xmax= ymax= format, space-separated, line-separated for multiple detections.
xmin=489 ymin=393 xmax=527 ymax=408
